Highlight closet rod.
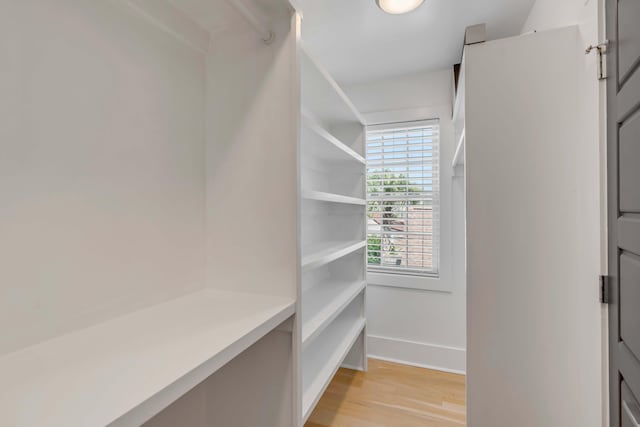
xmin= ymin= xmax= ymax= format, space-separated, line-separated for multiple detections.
xmin=228 ymin=0 xmax=275 ymax=44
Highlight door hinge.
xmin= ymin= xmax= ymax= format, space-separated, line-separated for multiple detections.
xmin=585 ymin=40 xmax=609 ymax=80
xmin=600 ymin=275 xmax=611 ymax=304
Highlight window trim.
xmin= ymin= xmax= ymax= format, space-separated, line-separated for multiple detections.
xmin=367 ymin=271 xmax=450 ymax=292
xmin=365 ymin=119 xmax=441 ymax=278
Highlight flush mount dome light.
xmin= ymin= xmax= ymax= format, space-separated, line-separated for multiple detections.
xmin=376 ymin=0 xmax=424 ymax=14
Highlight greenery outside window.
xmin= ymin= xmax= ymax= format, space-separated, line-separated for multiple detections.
xmin=366 ymin=120 xmax=440 ymax=276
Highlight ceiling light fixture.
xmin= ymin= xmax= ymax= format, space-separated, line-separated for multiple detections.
xmin=376 ymin=0 xmax=424 ymax=14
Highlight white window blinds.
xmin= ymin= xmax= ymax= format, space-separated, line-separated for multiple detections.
xmin=366 ymin=120 xmax=440 ymax=275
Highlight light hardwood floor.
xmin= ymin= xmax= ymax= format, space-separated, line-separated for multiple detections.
xmin=305 ymin=359 xmax=466 ymax=427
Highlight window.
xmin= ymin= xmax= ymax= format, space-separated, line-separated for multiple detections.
xmin=366 ymin=120 xmax=440 ymax=276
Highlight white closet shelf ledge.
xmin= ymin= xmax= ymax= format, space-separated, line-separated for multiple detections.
xmin=302 ymin=280 xmax=366 ymax=346
xmin=302 ymin=114 xmax=366 ymax=165
xmin=302 ymin=240 xmax=367 ymax=271
xmin=301 ymin=46 xmax=365 ymax=126
xmin=303 ymin=190 xmax=366 ymax=206
xmin=0 ymin=289 xmax=295 ymax=427
xmin=302 ymin=318 xmax=366 ymax=421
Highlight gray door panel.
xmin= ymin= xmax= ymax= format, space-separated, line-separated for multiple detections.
xmin=618 ymin=71 xmax=640 ymax=120
xmin=621 ymin=343 xmax=640 ymax=409
xmin=620 ymin=253 xmax=640 ymax=365
xmin=622 ymin=382 xmax=640 ymax=427
xmin=619 ymin=216 xmax=640 ymax=254
xmin=620 ymin=114 xmax=640 ymax=212
xmin=608 ymin=0 xmax=640 ymax=425
xmin=618 ymin=0 xmax=640 ymax=84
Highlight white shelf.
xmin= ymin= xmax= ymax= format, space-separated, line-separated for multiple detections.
xmin=0 ymin=289 xmax=295 ymax=427
xmin=303 ymin=190 xmax=366 ymax=206
xmin=302 ymin=317 xmax=366 ymax=422
xmin=452 ymin=127 xmax=465 ymax=168
xmin=302 ymin=114 xmax=366 ymax=165
xmin=301 ymin=46 xmax=365 ymax=126
xmin=302 ymin=240 xmax=367 ymax=271
xmin=302 ymin=280 xmax=366 ymax=346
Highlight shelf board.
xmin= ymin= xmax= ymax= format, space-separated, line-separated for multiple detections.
xmin=0 ymin=289 xmax=295 ymax=427
xmin=302 ymin=318 xmax=366 ymax=422
xmin=301 ymin=46 xmax=365 ymax=126
xmin=302 ymin=240 xmax=367 ymax=272
xmin=303 ymin=190 xmax=366 ymax=206
xmin=302 ymin=114 xmax=366 ymax=165
xmin=302 ymin=280 xmax=366 ymax=347
xmin=452 ymin=127 xmax=465 ymax=168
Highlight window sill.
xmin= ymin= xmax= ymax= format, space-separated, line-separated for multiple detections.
xmin=367 ymin=271 xmax=450 ymax=292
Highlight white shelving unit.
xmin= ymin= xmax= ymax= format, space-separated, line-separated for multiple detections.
xmin=302 ymin=279 xmax=366 ymax=345
xmin=299 ymin=46 xmax=368 ymax=424
xmin=302 ymin=240 xmax=367 ymax=271
xmin=303 ymin=190 xmax=366 ymax=206
xmin=2 ymin=2 xmax=369 ymax=426
xmin=302 ymin=114 xmax=366 ymax=164
xmin=303 ymin=314 xmax=366 ymax=418
xmin=1 ymin=1 xmax=300 ymax=427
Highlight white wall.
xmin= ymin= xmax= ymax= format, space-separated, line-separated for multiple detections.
xmin=0 ymin=0 xmax=207 ymax=356
xmin=522 ymin=0 xmax=606 ymax=270
xmin=526 ymin=2 xmax=608 ymax=425
xmin=344 ymin=69 xmax=467 ymax=373
xmin=522 ymin=0 xmax=600 ymax=36
xmin=465 ymin=24 xmax=606 ymax=427
xmin=205 ymin=14 xmax=298 ymax=300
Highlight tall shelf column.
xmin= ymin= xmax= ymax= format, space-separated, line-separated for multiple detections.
xmin=298 ymin=47 xmax=368 ymax=424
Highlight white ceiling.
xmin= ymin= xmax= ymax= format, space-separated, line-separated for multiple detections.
xmin=296 ymin=0 xmax=536 ymax=85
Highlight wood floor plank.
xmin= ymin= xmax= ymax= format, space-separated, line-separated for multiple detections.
xmin=305 ymin=358 xmax=466 ymax=427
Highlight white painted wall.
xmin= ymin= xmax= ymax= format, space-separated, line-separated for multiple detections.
xmin=526 ymin=2 xmax=608 ymax=425
xmin=525 ymin=2 xmax=608 ymax=425
xmin=522 ymin=0 xmax=601 ymax=37
xmin=522 ymin=0 xmax=606 ymax=272
xmin=0 ymin=0 xmax=207 ymax=356
xmin=465 ymin=24 xmax=605 ymax=427
xmin=205 ymin=14 xmax=298 ymax=300
xmin=344 ymin=70 xmax=467 ymax=373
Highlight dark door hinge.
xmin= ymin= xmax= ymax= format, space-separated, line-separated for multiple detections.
xmin=600 ymin=275 xmax=611 ymax=304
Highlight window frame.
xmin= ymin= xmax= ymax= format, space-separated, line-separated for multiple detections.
xmin=365 ymin=119 xmax=441 ymax=280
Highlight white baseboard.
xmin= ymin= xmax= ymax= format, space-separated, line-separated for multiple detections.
xmin=367 ymin=334 xmax=466 ymax=375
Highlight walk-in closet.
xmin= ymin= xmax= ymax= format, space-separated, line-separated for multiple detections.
xmin=0 ymin=0 xmax=617 ymax=426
